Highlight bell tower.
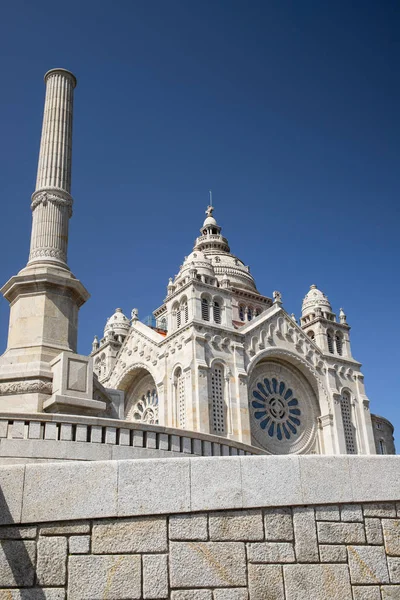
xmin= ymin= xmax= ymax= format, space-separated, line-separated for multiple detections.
xmin=0 ymin=69 xmax=89 ymax=411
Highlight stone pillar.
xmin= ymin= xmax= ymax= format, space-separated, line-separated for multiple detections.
xmin=28 ymin=69 xmax=76 ymax=268
xmin=0 ymin=69 xmax=89 ymax=412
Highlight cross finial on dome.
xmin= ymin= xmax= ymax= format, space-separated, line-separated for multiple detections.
xmin=206 ymin=204 xmax=214 ymax=218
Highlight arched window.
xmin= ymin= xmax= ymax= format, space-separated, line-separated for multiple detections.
xmin=336 ymin=333 xmax=343 ymax=356
xmin=213 ymin=301 xmax=221 ymax=324
xmin=307 ymin=330 xmax=315 ymax=341
xmin=247 ymin=307 xmax=253 ymax=321
xmin=181 ymin=299 xmax=188 ymax=324
xmin=95 ymin=357 xmax=101 ymax=376
xmin=201 ymin=297 xmax=210 ymax=321
xmin=174 ymin=368 xmax=185 ymax=428
xmin=379 ymin=439 xmax=386 ymax=455
xmin=159 ymin=317 xmax=167 ymax=331
xmin=210 ymin=364 xmax=226 ymax=435
xmin=100 ymin=353 xmax=106 ymax=378
xmin=327 ymin=331 xmax=334 ymax=354
xmin=172 ymin=303 xmax=179 ymax=330
xmin=239 ymin=305 xmax=245 ymax=321
xmin=340 ymin=391 xmax=357 ymax=454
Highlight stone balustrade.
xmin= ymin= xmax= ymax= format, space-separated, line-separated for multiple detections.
xmin=0 ymin=413 xmax=264 ymax=463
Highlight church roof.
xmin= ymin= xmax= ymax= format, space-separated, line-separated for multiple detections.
xmin=301 ymin=284 xmax=333 ymax=316
xmin=104 ymin=308 xmax=130 ymax=336
xmin=175 ymin=205 xmax=258 ymax=292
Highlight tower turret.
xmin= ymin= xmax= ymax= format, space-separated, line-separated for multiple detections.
xmin=300 ymin=285 xmax=352 ymax=358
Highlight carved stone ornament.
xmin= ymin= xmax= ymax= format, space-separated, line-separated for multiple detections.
xmin=29 ymin=247 xmax=67 ymax=262
xmin=249 ymin=360 xmax=318 ymax=455
xmin=31 ymin=190 xmax=73 ymax=217
xmin=0 ymin=379 xmax=52 ymax=396
xmin=125 ymin=372 xmax=159 ymax=424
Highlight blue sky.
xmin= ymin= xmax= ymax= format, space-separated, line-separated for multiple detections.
xmin=0 ymin=1 xmax=399 ymax=440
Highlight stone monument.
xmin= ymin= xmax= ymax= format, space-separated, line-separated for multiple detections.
xmin=0 ymin=69 xmax=89 ymax=412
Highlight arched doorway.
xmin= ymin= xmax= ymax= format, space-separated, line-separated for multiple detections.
xmin=124 ymin=368 xmax=159 ymax=424
xmin=248 ymin=358 xmax=319 ymax=454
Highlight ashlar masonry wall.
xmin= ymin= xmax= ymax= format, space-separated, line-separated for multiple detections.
xmin=1 ymin=456 xmax=400 ymax=599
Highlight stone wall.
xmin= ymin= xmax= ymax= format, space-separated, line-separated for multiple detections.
xmin=1 ymin=456 xmax=400 ymax=599
xmin=2 ymin=503 xmax=400 ymax=599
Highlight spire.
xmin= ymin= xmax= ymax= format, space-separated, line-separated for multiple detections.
xmin=28 ymin=68 xmax=77 ymax=269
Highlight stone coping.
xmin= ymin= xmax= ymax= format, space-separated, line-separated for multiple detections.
xmin=0 ymin=455 xmax=399 ymax=526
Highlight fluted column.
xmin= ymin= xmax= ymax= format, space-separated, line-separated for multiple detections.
xmin=28 ymin=69 xmax=76 ymax=268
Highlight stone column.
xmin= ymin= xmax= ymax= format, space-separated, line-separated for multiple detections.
xmin=0 ymin=69 xmax=89 ymax=412
xmin=28 ymin=69 xmax=76 ymax=268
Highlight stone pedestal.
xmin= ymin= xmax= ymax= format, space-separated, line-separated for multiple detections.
xmin=0 ymin=264 xmax=89 ymax=412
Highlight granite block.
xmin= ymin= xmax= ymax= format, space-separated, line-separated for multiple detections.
xmin=68 ymin=554 xmax=141 ymax=599
xmin=209 ymin=510 xmax=263 ymax=541
xmin=92 ymin=516 xmax=167 ymax=553
xmin=118 ymin=458 xmax=190 ymax=516
xmin=169 ymin=541 xmax=246 ymax=588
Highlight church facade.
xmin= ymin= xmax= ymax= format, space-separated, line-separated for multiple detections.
xmin=0 ymin=69 xmax=395 ymax=457
xmin=91 ymin=206 xmax=395 ymax=456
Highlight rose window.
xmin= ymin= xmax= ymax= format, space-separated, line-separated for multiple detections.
xmin=252 ymin=377 xmax=301 ymax=440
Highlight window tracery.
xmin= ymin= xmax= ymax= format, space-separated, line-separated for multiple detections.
xmin=249 ymin=361 xmax=318 ymax=455
xmin=174 ymin=368 xmax=185 ymax=428
xmin=210 ymin=365 xmax=226 ymax=435
xmin=340 ymin=391 xmax=356 ymax=454
xmin=125 ymin=372 xmax=159 ymax=424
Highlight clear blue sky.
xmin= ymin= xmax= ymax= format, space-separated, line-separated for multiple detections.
xmin=0 ymin=1 xmax=399 ymax=440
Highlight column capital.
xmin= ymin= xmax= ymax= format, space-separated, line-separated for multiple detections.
xmin=44 ymin=68 xmax=77 ymax=88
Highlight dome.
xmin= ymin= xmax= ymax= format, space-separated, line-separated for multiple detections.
xmin=203 ymin=215 xmax=218 ymax=228
xmin=301 ymin=285 xmax=332 ymax=317
xmin=104 ymin=308 xmax=130 ymax=336
xmin=174 ymin=250 xmax=216 ymax=284
xmin=210 ymin=253 xmax=257 ymax=291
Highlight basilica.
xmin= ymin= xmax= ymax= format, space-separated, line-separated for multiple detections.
xmin=90 ymin=204 xmax=394 ymax=456
xmin=0 ymin=68 xmax=395 ymax=458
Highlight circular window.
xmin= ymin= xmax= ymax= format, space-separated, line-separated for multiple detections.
xmin=249 ymin=361 xmax=317 ymax=454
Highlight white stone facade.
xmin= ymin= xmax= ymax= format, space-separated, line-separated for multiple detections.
xmin=91 ymin=206 xmax=390 ymax=455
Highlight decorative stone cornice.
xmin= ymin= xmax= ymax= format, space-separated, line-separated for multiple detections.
xmin=31 ymin=189 xmax=73 ymax=218
xmin=0 ymin=379 xmax=52 ymax=396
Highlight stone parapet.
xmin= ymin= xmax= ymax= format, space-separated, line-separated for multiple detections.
xmin=0 ymin=456 xmax=400 ymax=597
xmin=0 ymin=455 xmax=399 ymax=525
